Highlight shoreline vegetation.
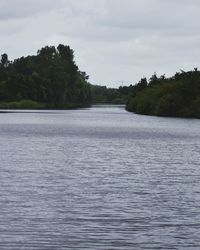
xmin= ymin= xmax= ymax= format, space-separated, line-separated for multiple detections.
xmin=0 ymin=100 xmax=90 ymax=110
xmin=0 ymin=44 xmax=127 ymax=110
xmin=0 ymin=45 xmax=199 ymax=118
xmin=126 ymin=68 xmax=200 ymax=118
xmin=0 ymin=44 xmax=92 ymax=110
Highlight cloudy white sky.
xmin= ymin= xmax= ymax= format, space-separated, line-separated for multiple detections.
xmin=0 ymin=0 xmax=200 ymax=87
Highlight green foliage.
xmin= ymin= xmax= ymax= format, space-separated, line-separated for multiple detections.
xmin=0 ymin=100 xmax=45 ymax=109
xmin=91 ymin=85 xmax=119 ymax=104
xmin=0 ymin=45 xmax=91 ymax=109
xmin=156 ymin=94 xmax=183 ymax=117
xmin=190 ymin=96 xmax=200 ymax=118
xmin=91 ymin=85 xmax=131 ymax=104
xmin=126 ymin=69 xmax=200 ymax=118
xmin=126 ymin=85 xmax=162 ymax=115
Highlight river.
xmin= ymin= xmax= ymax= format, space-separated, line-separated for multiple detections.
xmin=0 ymin=105 xmax=200 ymax=249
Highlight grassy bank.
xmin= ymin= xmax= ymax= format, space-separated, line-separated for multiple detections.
xmin=0 ymin=100 xmax=90 ymax=110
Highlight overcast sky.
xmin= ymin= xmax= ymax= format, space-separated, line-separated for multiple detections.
xmin=0 ymin=0 xmax=200 ymax=87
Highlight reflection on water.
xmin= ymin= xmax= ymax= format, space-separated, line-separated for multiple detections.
xmin=0 ymin=105 xmax=200 ymax=249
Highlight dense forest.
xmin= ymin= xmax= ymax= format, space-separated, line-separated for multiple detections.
xmin=126 ymin=69 xmax=200 ymax=118
xmin=0 ymin=45 xmax=92 ymax=109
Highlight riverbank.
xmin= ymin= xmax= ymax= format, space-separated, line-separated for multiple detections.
xmin=0 ymin=100 xmax=90 ymax=110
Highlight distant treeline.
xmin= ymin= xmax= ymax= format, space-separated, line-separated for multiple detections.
xmin=91 ymin=85 xmax=129 ymax=104
xmin=126 ymin=69 xmax=200 ymax=118
xmin=0 ymin=45 xmax=92 ymax=109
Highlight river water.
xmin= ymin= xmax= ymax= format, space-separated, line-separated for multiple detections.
xmin=0 ymin=105 xmax=200 ymax=249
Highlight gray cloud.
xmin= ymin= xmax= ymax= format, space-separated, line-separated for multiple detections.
xmin=0 ymin=0 xmax=66 ymax=20
xmin=0 ymin=0 xmax=200 ymax=86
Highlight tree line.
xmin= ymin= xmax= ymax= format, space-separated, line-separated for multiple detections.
xmin=126 ymin=69 xmax=200 ymax=118
xmin=1 ymin=45 xmax=199 ymax=118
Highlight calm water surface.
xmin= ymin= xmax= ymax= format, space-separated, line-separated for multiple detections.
xmin=0 ymin=105 xmax=200 ymax=249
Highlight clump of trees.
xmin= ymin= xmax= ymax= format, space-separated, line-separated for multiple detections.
xmin=0 ymin=44 xmax=92 ymax=109
xmin=126 ymin=69 xmax=200 ymax=118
